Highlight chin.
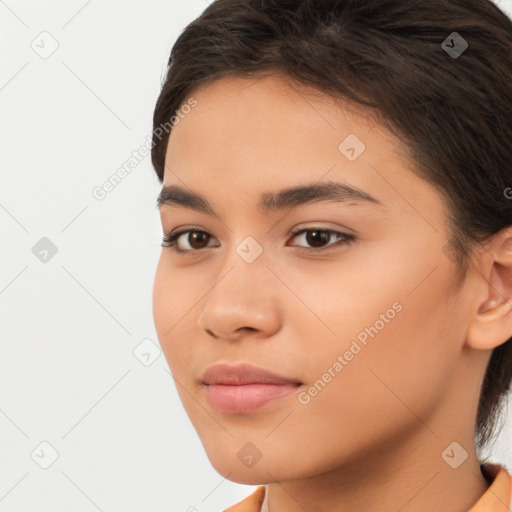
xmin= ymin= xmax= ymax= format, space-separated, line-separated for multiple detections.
xmin=208 ymin=457 xmax=269 ymax=484
xmin=204 ymin=444 xmax=304 ymax=485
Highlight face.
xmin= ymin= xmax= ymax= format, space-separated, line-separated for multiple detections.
xmin=152 ymin=74 xmax=480 ymax=483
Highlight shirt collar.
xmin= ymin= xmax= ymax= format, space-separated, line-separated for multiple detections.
xmin=467 ymin=463 xmax=511 ymax=512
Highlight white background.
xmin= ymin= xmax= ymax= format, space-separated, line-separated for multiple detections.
xmin=1 ymin=1 xmax=512 ymax=510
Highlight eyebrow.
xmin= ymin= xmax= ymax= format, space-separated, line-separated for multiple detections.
xmin=156 ymin=180 xmax=386 ymax=215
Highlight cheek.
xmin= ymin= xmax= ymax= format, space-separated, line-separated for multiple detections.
xmin=288 ymin=248 xmax=460 ymax=422
xmin=152 ymin=258 xmax=189 ymax=367
xmin=152 ymin=258 xmax=170 ymax=339
xmin=152 ymin=256 xmax=197 ymax=333
xmin=265 ymin=290 xmax=457 ymax=476
xmin=152 ymin=257 xmax=212 ymax=379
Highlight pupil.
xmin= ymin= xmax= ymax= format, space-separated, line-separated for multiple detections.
xmin=306 ymin=230 xmax=329 ymax=247
xmin=190 ymin=231 xmax=208 ymax=248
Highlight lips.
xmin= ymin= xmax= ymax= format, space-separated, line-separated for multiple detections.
xmin=202 ymin=363 xmax=302 ymax=385
xmin=201 ymin=363 xmax=302 ymax=414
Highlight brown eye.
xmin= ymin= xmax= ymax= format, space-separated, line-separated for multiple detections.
xmin=187 ymin=231 xmax=210 ymax=249
xmin=290 ymin=229 xmax=355 ymax=252
xmin=161 ymin=229 xmax=218 ymax=252
xmin=304 ymin=230 xmax=331 ymax=248
xmin=161 ymin=227 xmax=355 ymax=254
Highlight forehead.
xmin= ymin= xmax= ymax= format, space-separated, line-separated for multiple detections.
xmin=162 ymin=74 xmax=440 ymax=223
xmin=167 ymin=75 xmax=400 ymax=164
xmin=168 ymin=73 xmax=388 ymax=152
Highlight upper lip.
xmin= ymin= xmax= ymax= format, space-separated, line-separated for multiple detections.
xmin=202 ymin=363 xmax=302 ymax=386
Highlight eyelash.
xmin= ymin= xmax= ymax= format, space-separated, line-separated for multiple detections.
xmin=161 ymin=227 xmax=355 ymax=254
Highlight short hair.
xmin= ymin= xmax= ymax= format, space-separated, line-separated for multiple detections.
xmin=151 ymin=0 xmax=512 ymax=449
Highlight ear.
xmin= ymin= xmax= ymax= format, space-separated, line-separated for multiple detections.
xmin=466 ymin=227 xmax=512 ymax=350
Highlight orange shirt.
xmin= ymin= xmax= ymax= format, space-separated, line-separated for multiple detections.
xmin=223 ymin=463 xmax=511 ymax=512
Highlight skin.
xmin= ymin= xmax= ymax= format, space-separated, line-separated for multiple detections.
xmin=152 ymin=74 xmax=512 ymax=512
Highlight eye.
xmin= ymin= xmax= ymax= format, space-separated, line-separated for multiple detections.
xmin=288 ymin=228 xmax=355 ymax=253
xmin=161 ymin=229 xmax=218 ymax=253
xmin=161 ymin=227 xmax=355 ymax=254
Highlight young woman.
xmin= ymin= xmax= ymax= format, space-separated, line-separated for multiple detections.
xmin=151 ymin=1 xmax=512 ymax=510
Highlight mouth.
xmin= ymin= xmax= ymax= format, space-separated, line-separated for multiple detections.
xmin=201 ymin=363 xmax=303 ymax=414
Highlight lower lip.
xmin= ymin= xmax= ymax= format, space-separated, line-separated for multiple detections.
xmin=204 ymin=383 xmax=300 ymax=414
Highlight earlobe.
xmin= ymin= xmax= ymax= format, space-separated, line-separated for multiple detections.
xmin=466 ymin=230 xmax=512 ymax=351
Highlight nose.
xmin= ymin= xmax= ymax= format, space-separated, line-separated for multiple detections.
xmin=197 ymin=256 xmax=282 ymax=342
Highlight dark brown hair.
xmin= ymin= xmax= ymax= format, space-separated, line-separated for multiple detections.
xmin=151 ymin=0 xmax=512 ymax=450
